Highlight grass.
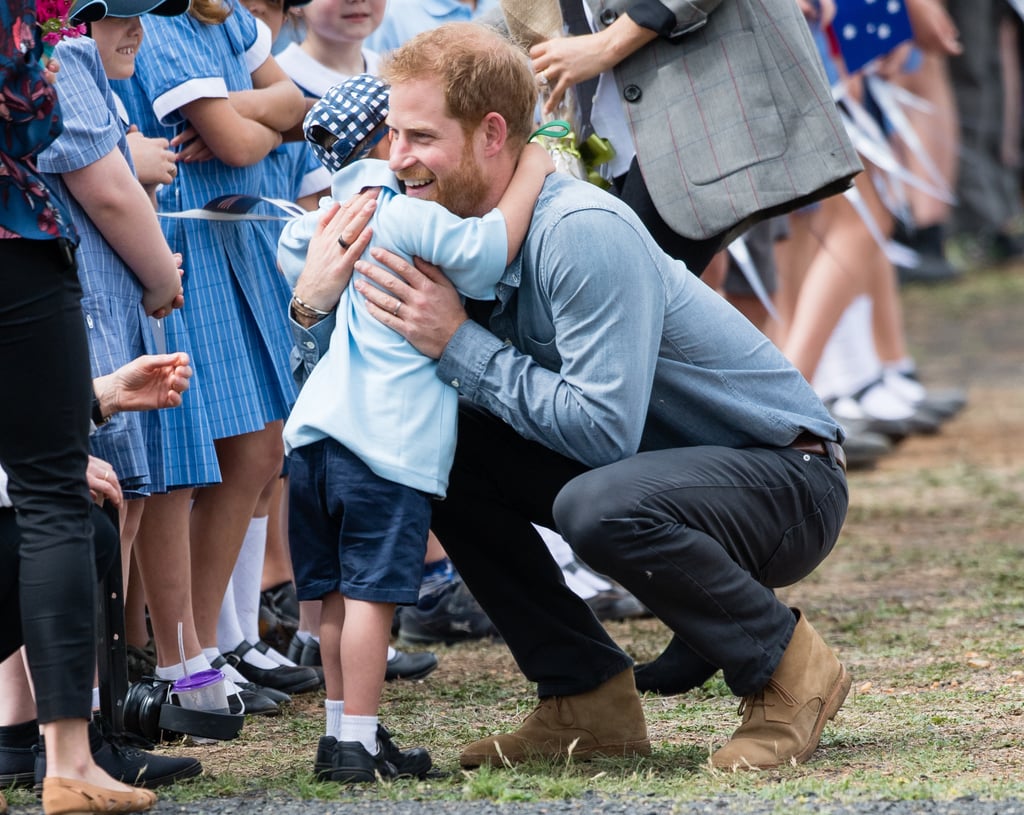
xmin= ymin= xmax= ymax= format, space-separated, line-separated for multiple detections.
xmin=6 ymin=267 xmax=1024 ymax=811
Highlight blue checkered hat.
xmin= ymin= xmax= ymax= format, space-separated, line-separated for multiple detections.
xmin=304 ymin=74 xmax=390 ymax=174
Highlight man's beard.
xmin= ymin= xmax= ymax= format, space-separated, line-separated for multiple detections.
xmin=432 ymin=140 xmax=490 ymax=218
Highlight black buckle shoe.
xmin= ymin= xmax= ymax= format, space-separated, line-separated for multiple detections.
xmin=0 ymin=720 xmax=37 ymax=789
xmin=225 ymin=642 xmax=320 ymax=695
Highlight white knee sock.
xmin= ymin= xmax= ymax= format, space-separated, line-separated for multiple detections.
xmin=233 ymin=516 xmax=268 ymax=645
xmin=813 ymin=296 xmax=882 ymax=401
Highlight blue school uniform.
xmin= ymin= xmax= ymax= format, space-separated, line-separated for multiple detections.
xmin=113 ymin=0 xmax=297 ymax=442
xmin=36 ymin=37 xmax=165 ymax=495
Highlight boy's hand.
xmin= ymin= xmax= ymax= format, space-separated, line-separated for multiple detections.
xmin=293 ymin=189 xmax=379 ymax=319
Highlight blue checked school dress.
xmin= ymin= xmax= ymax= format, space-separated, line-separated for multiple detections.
xmin=37 ymin=37 xmax=169 ymax=495
xmin=113 ymin=0 xmax=297 ymax=446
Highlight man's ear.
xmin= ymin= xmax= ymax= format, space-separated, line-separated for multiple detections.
xmin=478 ymin=112 xmax=508 ymax=158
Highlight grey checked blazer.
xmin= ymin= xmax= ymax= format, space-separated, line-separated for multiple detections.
xmin=587 ymin=0 xmax=863 ymax=241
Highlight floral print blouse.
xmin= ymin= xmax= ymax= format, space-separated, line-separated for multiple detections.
xmin=0 ymin=0 xmax=76 ymax=242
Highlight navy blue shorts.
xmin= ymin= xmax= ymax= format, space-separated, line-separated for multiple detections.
xmin=287 ymin=438 xmax=430 ymax=604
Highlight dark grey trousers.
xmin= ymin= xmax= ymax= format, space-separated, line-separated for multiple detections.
xmin=431 ymin=404 xmax=848 ymax=699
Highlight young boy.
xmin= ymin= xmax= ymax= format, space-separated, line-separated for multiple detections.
xmin=277 ymin=74 xmax=553 ymax=783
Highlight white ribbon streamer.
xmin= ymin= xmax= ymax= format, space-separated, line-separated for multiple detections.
xmin=159 ymin=194 xmax=306 ymax=222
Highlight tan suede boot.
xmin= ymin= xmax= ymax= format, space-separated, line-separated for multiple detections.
xmin=460 ymin=667 xmax=651 ymax=768
xmin=711 ymin=610 xmax=850 ymax=771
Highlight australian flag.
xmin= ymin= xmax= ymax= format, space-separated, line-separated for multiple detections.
xmin=831 ymin=0 xmax=914 ymax=74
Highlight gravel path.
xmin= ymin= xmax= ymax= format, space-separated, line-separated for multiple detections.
xmin=7 ymin=792 xmax=1015 ymax=815
xmin=136 ymin=793 xmax=1024 ymax=815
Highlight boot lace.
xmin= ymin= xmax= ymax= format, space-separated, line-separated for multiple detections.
xmin=735 ymin=678 xmax=798 ymax=717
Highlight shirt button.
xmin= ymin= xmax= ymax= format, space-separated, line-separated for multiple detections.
xmin=599 ymin=8 xmax=618 ymax=25
xmin=450 ymin=378 xmax=461 ymax=388
xmin=623 ymin=84 xmax=642 ymax=103
xmin=304 ymin=341 xmax=315 ymax=349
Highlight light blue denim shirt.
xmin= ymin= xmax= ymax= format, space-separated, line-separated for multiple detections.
xmin=291 ymin=172 xmax=842 ymax=471
xmin=436 ymin=173 xmax=842 ymax=467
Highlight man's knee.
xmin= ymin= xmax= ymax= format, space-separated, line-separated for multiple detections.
xmin=552 ymin=470 xmax=622 ymax=569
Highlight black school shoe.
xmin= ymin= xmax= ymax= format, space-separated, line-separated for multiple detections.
xmin=35 ymin=718 xmax=202 ymax=791
xmin=314 ymin=726 xmax=431 ymax=781
xmin=328 ymin=741 xmax=397 ymax=784
xmin=208 ymin=655 xmax=284 ymax=715
xmin=0 ymin=720 xmax=37 ymax=788
xmin=225 ymin=641 xmax=320 ymax=695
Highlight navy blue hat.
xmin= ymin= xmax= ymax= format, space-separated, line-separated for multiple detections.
xmin=69 ymin=0 xmax=190 ymax=23
xmin=304 ymin=74 xmax=390 ymax=174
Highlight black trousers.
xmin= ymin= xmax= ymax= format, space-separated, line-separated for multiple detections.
xmin=0 ymin=505 xmax=119 ymax=665
xmin=0 ymin=238 xmax=96 ymax=723
xmin=433 ymin=404 xmax=848 ymax=698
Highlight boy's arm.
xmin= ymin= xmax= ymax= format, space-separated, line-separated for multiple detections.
xmin=62 ymin=147 xmax=183 ymax=316
xmin=496 ymin=143 xmax=555 ymax=264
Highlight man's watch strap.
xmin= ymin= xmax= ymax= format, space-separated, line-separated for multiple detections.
xmin=92 ymin=394 xmax=111 ymax=428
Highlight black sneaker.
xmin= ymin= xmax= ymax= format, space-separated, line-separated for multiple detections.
xmin=329 ymin=741 xmax=398 ymax=784
xmin=35 ymin=718 xmax=202 ymax=791
xmin=396 ymin=578 xmax=498 ymax=646
xmin=0 ymin=720 xmax=37 ymax=788
xmin=314 ymin=728 xmax=431 ymax=780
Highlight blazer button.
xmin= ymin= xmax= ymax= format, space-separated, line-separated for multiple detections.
xmin=599 ymin=8 xmax=618 ymax=25
xmin=623 ymin=84 xmax=642 ymax=103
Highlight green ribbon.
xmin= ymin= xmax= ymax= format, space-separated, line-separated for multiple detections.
xmin=528 ymin=120 xmax=617 ymax=189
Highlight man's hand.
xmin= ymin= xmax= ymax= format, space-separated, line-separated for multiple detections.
xmin=86 ymin=456 xmax=122 ymax=508
xmin=93 ymin=352 xmax=192 ymax=419
xmin=292 ymin=189 xmax=379 ymax=320
xmin=354 ymin=249 xmax=468 ymax=360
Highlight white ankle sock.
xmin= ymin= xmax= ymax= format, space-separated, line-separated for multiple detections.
xmin=325 ymin=699 xmax=344 ymax=740
xmin=156 ymin=654 xmax=211 ymax=682
xmin=386 ymin=645 xmax=397 ymax=662
xmin=340 ymin=713 xmax=379 ymax=754
xmin=91 ymin=687 xmax=100 ymax=710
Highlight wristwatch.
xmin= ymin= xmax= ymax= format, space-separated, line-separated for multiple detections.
xmin=91 ymin=394 xmax=111 ymax=428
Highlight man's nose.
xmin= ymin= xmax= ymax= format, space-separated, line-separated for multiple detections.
xmin=388 ymin=138 xmax=415 ymax=171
